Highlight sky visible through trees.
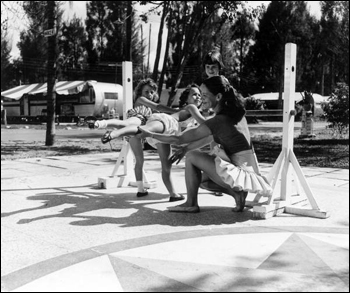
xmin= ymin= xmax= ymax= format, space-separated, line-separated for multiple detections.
xmin=6 ymin=1 xmax=321 ymax=71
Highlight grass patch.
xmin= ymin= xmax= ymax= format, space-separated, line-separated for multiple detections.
xmin=253 ymin=137 xmax=348 ymax=169
xmin=1 ymin=123 xmax=349 ymax=169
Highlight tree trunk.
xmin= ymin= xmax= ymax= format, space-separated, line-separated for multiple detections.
xmin=321 ymin=61 xmax=325 ymax=96
xmin=45 ymin=1 xmax=56 ymax=146
xmin=239 ymin=35 xmax=243 ymax=90
xmin=152 ymin=3 xmax=168 ymax=82
xmin=125 ymin=1 xmax=132 ymax=61
xmin=168 ymin=55 xmax=189 ymax=106
xmin=141 ymin=24 xmax=144 ymax=78
xmin=147 ymin=24 xmax=151 ymax=75
xmin=330 ymin=53 xmax=335 ymax=92
xmin=167 ymin=1 xmax=227 ymax=104
xmin=168 ymin=6 xmax=206 ymax=106
xmin=158 ymin=9 xmax=172 ymax=98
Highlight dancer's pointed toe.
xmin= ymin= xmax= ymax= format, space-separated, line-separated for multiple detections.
xmin=101 ymin=131 xmax=113 ymax=144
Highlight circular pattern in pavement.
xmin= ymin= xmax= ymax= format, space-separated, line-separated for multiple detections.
xmin=3 ymin=226 xmax=349 ymax=292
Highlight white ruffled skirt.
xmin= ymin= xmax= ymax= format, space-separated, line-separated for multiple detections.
xmin=210 ymin=146 xmax=272 ymax=196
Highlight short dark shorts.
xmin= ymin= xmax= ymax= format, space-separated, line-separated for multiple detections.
xmin=127 ymin=105 xmax=153 ymax=125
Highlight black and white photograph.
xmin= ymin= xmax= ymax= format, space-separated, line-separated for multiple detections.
xmin=1 ymin=1 xmax=348 ymax=292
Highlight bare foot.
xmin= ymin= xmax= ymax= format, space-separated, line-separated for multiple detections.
xmin=169 ymin=194 xmax=185 ymax=202
xmin=167 ymin=205 xmax=200 ymax=213
xmin=172 ymin=202 xmax=194 ymax=208
xmin=232 ymin=190 xmax=248 ymax=212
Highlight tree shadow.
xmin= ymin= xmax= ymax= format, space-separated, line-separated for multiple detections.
xmin=56 ymin=132 xmax=106 ymax=140
xmin=2 ymin=187 xmax=253 ymax=227
xmin=0 ymin=142 xmax=116 ymax=157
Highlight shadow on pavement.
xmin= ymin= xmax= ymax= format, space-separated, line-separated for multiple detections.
xmin=2 ymin=188 xmax=253 ymax=227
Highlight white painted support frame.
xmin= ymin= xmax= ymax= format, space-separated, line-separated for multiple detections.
xmin=250 ymin=43 xmax=330 ymax=219
xmin=97 ymin=61 xmax=157 ymax=189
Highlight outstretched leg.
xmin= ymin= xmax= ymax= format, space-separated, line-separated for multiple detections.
xmin=95 ymin=117 xmax=141 ymax=129
xmin=102 ymin=119 xmax=166 ymax=144
xmin=102 ymin=125 xmax=140 ymax=143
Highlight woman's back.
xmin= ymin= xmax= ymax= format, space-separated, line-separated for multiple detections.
xmin=205 ymin=114 xmax=251 ymax=155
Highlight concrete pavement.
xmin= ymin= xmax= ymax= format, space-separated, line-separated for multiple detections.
xmin=1 ymin=150 xmax=349 ymax=292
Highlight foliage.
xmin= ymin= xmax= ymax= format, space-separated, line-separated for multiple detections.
xmin=321 ymin=82 xmax=349 ymax=137
xmin=243 ymin=95 xmax=265 ymax=123
xmin=20 ymin=2 xmax=47 ymax=83
xmin=85 ymin=1 xmax=145 ymax=83
xmin=243 ymin=1 xmax=319 ymax=98
xmin=338 ymin=1 xmax=349 ymax=85
xmin=1 ymin=0 xmax=349 ymax=112
xmin=1 ymin=14 xmax=12 ymax=90
xmin=158 ymin=1 xmax=263 ymax=93
xmin=85 ymin=1 xmax=111 ymax=64
xmin=243 ymin=95 xmax=265 ymax=110
xmin=318 ymin=1 xmax=349 ymax=95
xmin=223 ymin=5 xmax=263 ymax=90
xmin=57 ymin=16 xmax=88 ymax=80
xmin=163 ymin=1 xmax=246 ymax=105
xmin=16 ymin=1 xmax=64 ymax=84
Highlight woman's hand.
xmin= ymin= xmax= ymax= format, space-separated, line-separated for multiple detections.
xmin=169 ymin=146 xmax=187 ymax=165
xmin=136 ymin=127 xmax=152 ymax=139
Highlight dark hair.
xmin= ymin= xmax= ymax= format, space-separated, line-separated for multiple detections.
xmin=203 ymin=50 xmax=225 ymax=70
xmin=179 ymin=83 xmax=201 ymax=108
xmin=134 ymin=78 xmax=159 ymax=103
xmin=202 ymin=75 xmax=246 ymax=124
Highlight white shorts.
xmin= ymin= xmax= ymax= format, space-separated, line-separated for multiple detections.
xmin=145 ymin=113 xmax=180 ymax=149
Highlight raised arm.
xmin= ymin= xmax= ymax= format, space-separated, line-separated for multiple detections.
xmin=183 ymin=104 xmax=207 ymax=124
xmin=138 ymin=96 xmax=179 ymax=114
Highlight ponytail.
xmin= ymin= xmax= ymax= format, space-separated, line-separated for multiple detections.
xmin=202 ymin=76 xmax=246 ymax=124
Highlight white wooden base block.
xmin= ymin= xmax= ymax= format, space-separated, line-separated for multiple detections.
xmin=253 ymin=201 xmax=288 ymax=219
xmin=284 ymin=206 xmax=330 ymax=219
xmin=98 ymin=176 xmax=128 ymax=189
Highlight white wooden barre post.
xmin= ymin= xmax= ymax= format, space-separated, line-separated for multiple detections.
xmin=122 ymin=62 xmax=133 ymax=127
xmin=280 ymin=43 xmax=296 ymax=203
xmin=98 ymin=61 xmax=134 ymax=188
xmin=97 ymin=61 xmax=157 ymax=189
xmin=121 ymin=61 xmax=134 ymax=177
xmin=252 ymin=43 xmax=329 ymax=219
xmin=121 ymin=61 xmax=157 ymax=189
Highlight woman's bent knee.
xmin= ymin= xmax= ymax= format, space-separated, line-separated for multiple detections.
xmin=185 ymin=150 xmax=201 ymax=163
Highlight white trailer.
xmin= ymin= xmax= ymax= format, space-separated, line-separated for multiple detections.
xmin=1 ymin=80 xmax=125 ymax=121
